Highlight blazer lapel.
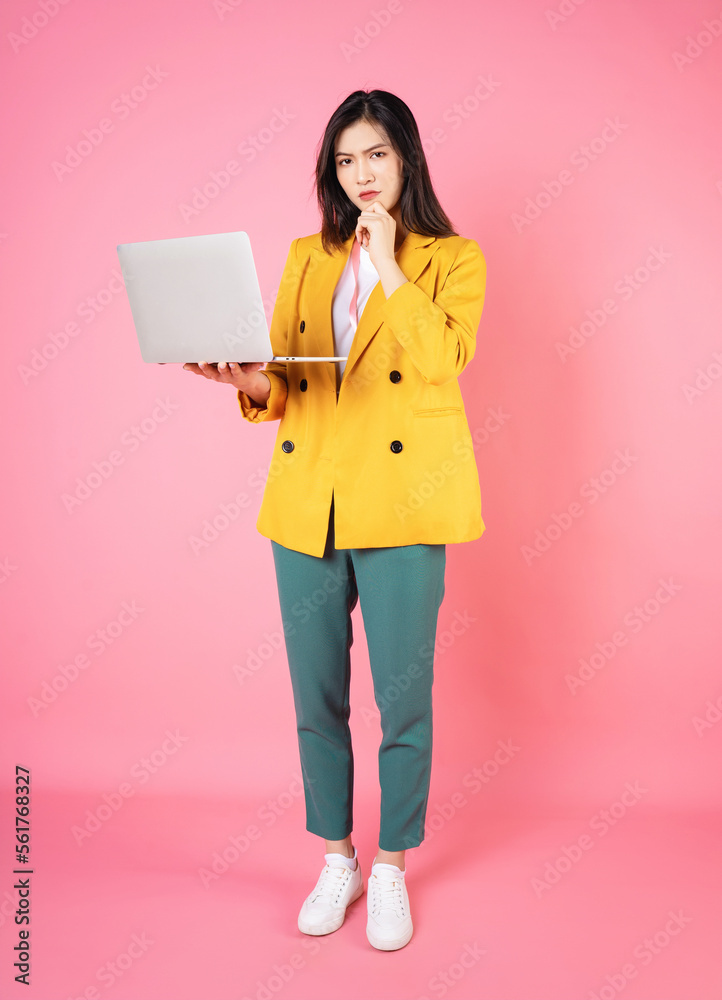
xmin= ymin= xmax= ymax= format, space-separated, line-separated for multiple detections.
xmin=306 ymin=230 xmax=439 ymax=380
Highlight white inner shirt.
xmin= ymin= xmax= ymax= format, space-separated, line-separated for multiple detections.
xmin=331 ymin=241 xmax=380 ymax=388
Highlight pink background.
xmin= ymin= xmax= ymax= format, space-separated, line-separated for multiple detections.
xmin=1 ymin=0 xmax=721 ymax=997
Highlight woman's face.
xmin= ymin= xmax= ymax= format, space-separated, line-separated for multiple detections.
xmin=334 ymin=119 xmax=405 ymax=217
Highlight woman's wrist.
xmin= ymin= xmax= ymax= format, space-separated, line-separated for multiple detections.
xmin=245 ymin=371 xmax=271 ymax=406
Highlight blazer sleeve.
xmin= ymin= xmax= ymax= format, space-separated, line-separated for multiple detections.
xmin=237 ymin=237 xmax=298 ymax=423
xmin=379 ymin=237 xmax=487 ymax=386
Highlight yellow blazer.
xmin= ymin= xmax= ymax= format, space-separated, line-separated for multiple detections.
xmin=238 ymin=229 xmax=487 ymax=557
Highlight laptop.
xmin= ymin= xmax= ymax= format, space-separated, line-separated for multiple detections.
xmin=116 ymin=230 xmax=347 ymax=364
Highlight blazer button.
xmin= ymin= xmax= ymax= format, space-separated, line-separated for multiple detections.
xmin=299 ymin=320 xmax=305 ymax=333
xmin=389 ymin=370 xmax=401 ymax=383
xmin=390 ymin=440 xmax=403 ymax=453
xmin=282 ymin=440 xmax=294 ymax=453
xmin=299 ymin=378 xmax=307 ymax=391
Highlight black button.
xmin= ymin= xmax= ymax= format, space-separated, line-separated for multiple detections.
xmin=300 ymin=378 xmax=307 ymax=391
xmin=299 ymin=320 xmax=305 ymax=333
xmin=389 ymin=370 xmax=401 ymax=383
xmin=390 ymin=440 xmax=403 ymax=453
xmin=281 ymin=440 xmax=294 ymax=453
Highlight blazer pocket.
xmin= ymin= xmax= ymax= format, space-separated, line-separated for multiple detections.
xmin=413 ymin=406 xmax=462 ymax=417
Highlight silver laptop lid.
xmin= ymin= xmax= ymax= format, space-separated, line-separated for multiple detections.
xmin=116 ymin=231 xmax=274 ymax=364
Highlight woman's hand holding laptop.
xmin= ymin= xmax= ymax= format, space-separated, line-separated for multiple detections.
xmin=182 ymin=361 xmax=271 ymax=405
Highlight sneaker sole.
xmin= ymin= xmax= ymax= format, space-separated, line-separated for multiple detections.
xmin=366 ymin=920 xmax=414 ymax=951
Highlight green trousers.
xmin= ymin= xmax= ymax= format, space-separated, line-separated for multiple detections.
xmin=270 ymin=495 xmax=446 ymax=851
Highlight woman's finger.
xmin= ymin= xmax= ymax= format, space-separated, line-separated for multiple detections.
xmin=182 ymin=360 xmax=265 ymax=385
xmin=219 ymin=361 xmax=265 ymax=380
xmin=217 ymin=361 xmax=240 ymax=380
xmin=183 ymin=361 xmax=218 ymax=379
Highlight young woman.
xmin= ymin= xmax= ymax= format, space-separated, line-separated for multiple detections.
xmin=183 ymin=89 xmax=487 ymax=951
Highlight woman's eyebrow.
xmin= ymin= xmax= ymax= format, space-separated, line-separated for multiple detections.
xmin=335 ymin=143 xmax=388 ymax=156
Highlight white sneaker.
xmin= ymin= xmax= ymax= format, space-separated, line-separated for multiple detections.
xmin=366 ymin=861 xmax=413 ymax=950
xmin=298 ymin=846 xmax=364 ymax=935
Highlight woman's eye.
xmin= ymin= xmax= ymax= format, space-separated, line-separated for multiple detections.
xmin=338 ymin=152 xmax=385 ymax=166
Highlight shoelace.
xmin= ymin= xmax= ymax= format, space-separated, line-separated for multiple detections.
xmin=369 ymin=873 xmax=406 ymax=917
xmin=310 ymin=864 xmax=353 ymax=905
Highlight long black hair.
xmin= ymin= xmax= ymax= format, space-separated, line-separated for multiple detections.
xmin=314 ymin=89 xmax=457 ymax=254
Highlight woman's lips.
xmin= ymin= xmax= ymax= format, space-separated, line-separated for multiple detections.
xmin=359 ymin=191 xmax=379 ymax=199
